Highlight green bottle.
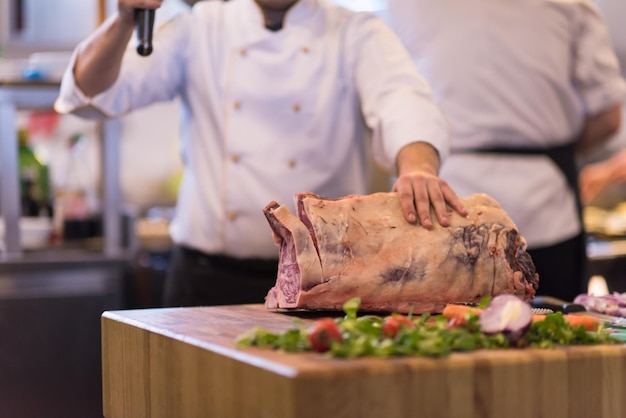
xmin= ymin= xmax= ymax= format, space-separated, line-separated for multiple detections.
xmin=18 ymin=129 xmax=50 ymax=217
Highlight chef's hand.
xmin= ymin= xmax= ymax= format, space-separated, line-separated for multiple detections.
xmin=393 ymin=142 xmax=467 ymax=229
xmin=579 ymin=163 xmax=611 ymax=205
xmin=118 ymin=0 xmax=163 ymax=24
xmin=579 ymin=150 xmax=626 ymax=205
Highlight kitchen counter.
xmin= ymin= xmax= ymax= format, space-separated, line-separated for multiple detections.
xmin=102 ymin=304 xmax=626 ymax=418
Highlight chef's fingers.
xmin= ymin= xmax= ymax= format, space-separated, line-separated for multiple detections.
xmin=394 ymin=173 xmax=462 ymax=229
xmin=412 ymin=182 xmax=435 ymax=229
xmin=393 ymin=176 xmax=431 ymax=227
xmin=425 ymin=182 xmax=450 ymax=227
xmin=440 ymin=182 xmax=468 ymax=218
xmin=118 ymin=0 xmax=163 ymax=23
xmin=119 ymin=0 xmax=163 ymax=8
xmin=424 ymin=178 xmax=468 ymax=226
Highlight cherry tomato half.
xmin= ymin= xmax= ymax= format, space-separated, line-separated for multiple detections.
xmin=307 ymin=318 xmax=343 ymax=353
xmin=382 ymin=315 xmax=415 ymax=338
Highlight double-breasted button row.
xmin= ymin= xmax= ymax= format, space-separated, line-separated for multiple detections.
xmin=238 ymin=47 xmax=309 ymax=56
xmin=232 ymin=101 xmax=301 ymax=112
xmin=228 ymin=154 xmax=297 ymax=169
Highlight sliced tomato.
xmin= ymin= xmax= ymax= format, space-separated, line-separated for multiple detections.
xmin=307 ymin=318 xmax=343 ymax=352
xmin=382 ymin=315 xmax=415 ymax=338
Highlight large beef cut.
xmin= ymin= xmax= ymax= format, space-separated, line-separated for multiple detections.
xmin=263 ymin=192 xmax=539 ymax=314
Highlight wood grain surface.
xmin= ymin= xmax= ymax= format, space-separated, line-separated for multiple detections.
xmin=101 ymin=304 xmax=626 ymax=418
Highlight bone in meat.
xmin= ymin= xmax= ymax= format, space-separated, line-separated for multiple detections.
xmin=263 ymin=192 xmax=539 ymax=314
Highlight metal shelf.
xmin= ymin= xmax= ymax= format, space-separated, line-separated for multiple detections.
xmin=0 ymin=80 xmax=125 ymax=259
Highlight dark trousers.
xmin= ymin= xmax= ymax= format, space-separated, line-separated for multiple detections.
xmin=162 ymin=245 xmax=279 ymax=307
xmin=527 ymin=232 xmax=588 ymax=302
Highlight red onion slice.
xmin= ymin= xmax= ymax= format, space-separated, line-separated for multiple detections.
xmin=479 ymin=294 xmax=533 ymax=339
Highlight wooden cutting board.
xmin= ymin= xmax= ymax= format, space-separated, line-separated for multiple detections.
xmin=101 ymin=304 xmax=626 ymax=418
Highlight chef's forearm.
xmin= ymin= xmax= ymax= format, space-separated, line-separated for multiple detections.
xmin=74 ymin=13 xmax=135 ymax=97
xmin=395 ymin=141 xmax=441 ymax=177
xmin=576 ymin=104 xmax=622 ymax=154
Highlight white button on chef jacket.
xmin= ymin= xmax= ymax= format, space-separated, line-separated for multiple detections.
xmin=55 ymin=0 xmax=450 ymax=259
xmin=387 ymin=0 xmax=626 ymax=249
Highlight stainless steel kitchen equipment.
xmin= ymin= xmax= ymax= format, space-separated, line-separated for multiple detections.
xmin=0 ymin=78 xmax=131 ymax=417
xmin=0 ymin=0 xmax=107 ymax=58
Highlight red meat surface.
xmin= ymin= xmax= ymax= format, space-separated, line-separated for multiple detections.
xmin=263 ymin=192 xmax=538 ymax=314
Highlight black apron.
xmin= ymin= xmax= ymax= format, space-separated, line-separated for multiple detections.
xmin=453 ymin=142 xmax=583 ymax=226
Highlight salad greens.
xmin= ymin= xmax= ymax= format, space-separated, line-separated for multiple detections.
xmin=235 ymin=297 xmax=620 ymax=358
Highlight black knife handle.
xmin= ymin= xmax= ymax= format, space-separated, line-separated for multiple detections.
xmin=135 ymin=9 xmax=155 ymax=57
xmin=531 ymin=295 xmax=587 ymax=314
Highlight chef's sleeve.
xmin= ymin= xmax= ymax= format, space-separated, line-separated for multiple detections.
xmin=55 ymin=12 xmax=193 ymax=119
xmin=347 ymin=13 xmax=451 ymax=172
xmin=574 ymin=2 xmax=626 ymax=115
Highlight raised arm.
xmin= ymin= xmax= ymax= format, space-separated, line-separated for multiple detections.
xmin=74 ymin=0 xmax=163 ymax=97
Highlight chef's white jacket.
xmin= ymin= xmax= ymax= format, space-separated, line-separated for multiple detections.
xmin=55 ymin=0 xmax=449 ymax=258
xmin=387 ymin=0 xmax=626 ymax=248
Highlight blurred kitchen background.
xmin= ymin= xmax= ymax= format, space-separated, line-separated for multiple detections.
xmin=0 ymin=0 xmax=624 ymax=417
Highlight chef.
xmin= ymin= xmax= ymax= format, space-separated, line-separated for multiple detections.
xmin=386 ymin=0 xmax=626 ymax=301
xmin=54 ymin=0 xmax=467 ymax=307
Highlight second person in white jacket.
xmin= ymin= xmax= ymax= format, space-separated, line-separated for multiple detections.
xmin=387 ymin=0 xmax=626 ymax=300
